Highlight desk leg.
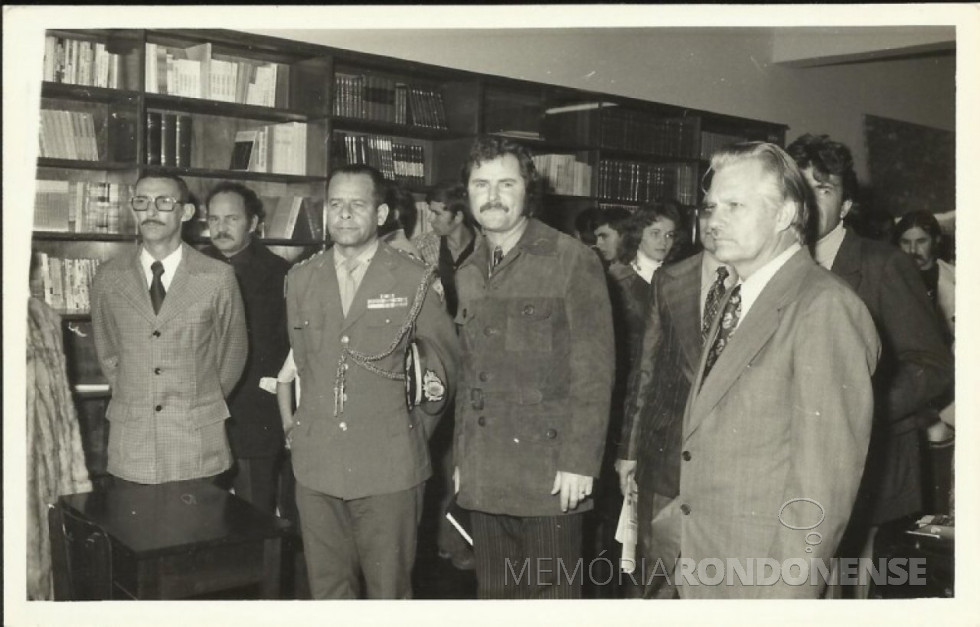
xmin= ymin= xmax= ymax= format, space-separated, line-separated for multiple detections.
xmin=261 ymin=536 xmax=283 ymax=599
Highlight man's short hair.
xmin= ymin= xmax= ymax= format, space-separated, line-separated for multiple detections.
xmin=705 ymin=141 xmax=814 ymax=247
xmin=619 ymin=200 xmax=682 ymax=264
xmin=460 ymin=135 xmax=541 ymax=217
xmin=427 ymin=181 xmax=470 ymax=217
xmin=328 ymin=163 xmax=388 ymax=208
xmin=894 ymin=209 xmax=943 ymax=244
xmin=135 ymin=173 xmax=191 ymax=204
xmin=204 ymin=181 xmax=265 ymax=222
xmin=381 ymin=182 xmax=418 ymax=237
xmin=574 ymin=207 xmax=602 ymax=245
xmin=786 ymin=133 xmax=859 ymax=203
xmin=593 ymin=206 xmax=632 ymax=234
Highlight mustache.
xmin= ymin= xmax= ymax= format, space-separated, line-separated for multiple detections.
xmin=480 ymin=202 xmax=507 ymax=212
xmin=213 ymin=233 xmax=232 ymax=240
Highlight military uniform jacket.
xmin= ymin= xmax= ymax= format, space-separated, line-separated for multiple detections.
xmin=91 ymin=243 xmax=248 ymax=483
xmin=454 ymin=219 xmax=615 ymax=517
xmin=285 ymin=242 xmax=459 ymax=500
xmin=203 ymin=240 xmax=291 ymax=458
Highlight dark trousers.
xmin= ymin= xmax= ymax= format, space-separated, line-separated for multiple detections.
xmin=228 ymin=454 xmax=282 ymax=516
xmin=106 ymin=473 xmax=225 ymax=488
xmin=470 ymin=510 xmax=584 ymax=599
xmin=295 ymin=481 xmax=424 ymax=599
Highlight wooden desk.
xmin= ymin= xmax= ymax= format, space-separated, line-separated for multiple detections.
xmin=51 ymin=479 xmax=286 ymax=600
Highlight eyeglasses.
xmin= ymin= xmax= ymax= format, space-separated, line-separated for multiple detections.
xmin=131 ymin=195 xmax=181 ymax=212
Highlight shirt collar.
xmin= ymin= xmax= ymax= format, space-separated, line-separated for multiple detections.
xmin=700 ymin=251 xmax=736 ymax=288
xmin=814 ymin=222 xmax=847 ymax=270
xmin=631 ymin=250 xmax=662 ymax=283
xmin=140 ymin=244 xmax=183 ymax=289
xmin=485 ymin=217 xmax=530 ymax=258
xmin=334 ymin=239 xmax=379 ymax=270
xmin=736 ymin=242 xmax=801 ymax=325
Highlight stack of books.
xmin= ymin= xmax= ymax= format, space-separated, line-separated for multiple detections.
xmin=38 ymin=110 xmax=99 ymax=161
xmin=600 ymin=111 xmax=699 ymax=159
xmin=145 ymin=42 xmax=283 ymax=107
xmin=334 ymin=132 xmax=425 ymax=185
xmin=699 ymin=130 xmax=749 ymax=161
xmin=333 ymin=73 xmax=448 ymax=129
xmin=33 ymin=252 xmax=101 ymax=313
xmin=532 ymin=153 xmax=592 ymax=196
xmin=598 ymin=160 xmax=698 ymax=206
xmin=43 ymin=35 xmax=122 ymax=88
xmin=34 ymin=180 xmax=134 ymax=234
xmin=228 ymin=122 xmax=307 ymax=175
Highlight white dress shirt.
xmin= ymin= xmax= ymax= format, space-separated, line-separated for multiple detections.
xmin=735 ymin=243 xmax=801 ymax=328
xmin=631 ymin=250 xmax=663 ymax=284
xmin=139 ymin=245 xmax=182 ymax=291
xmin=814 ymin=222 xmax=846 ymax=270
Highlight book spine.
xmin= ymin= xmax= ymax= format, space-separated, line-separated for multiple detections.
xmin=175 ymin=115 xmax=192 ymax=167
xmin=145 ymin=111 xmax=162 ymax=166
xmin=160 ymin=113 xmax=176 ymax=167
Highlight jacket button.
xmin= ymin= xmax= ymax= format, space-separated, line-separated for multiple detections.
xmin=680 ymin=503 xmax=692 ymax=515
xmin=341 ymin=335 xmax=350 ymax=345
xmin=478 ymin=371 xmax=490 ymax=382
xmin=155 ymin=405 xmax=163 ymax=412
xmin=545 ymin=429 xmax=557 ymax=439
xmin=154 ymin=367 xmax=162 ymax=375
xmin=523 ymin=304 xmax=535 ymax=315
xmin=682 ymin=450 xmax=691 ymax=461
xmin=483 ymin=326 xmax=495 ymax=337
xmin=477 ymin=416 xmax=486 ymax=426
xmin=152 ymin=330 xmax=161 ymax=337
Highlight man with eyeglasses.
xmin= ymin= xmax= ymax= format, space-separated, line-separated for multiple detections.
xmin=91 ymin=174 xmax=248 ymax=486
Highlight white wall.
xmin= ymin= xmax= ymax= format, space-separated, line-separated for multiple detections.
xmin=244 ymin=27 xmax=955 ymax=184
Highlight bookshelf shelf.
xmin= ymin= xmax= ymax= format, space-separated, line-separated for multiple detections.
xmin=57 ymin=311 xmax=93 ymax=321
xmin=144 ymin=165 xmax=327 ymax=184
xmin=595 ymin=147 xmax=701 ymax=164
xmin=32 ymin=231 xmax=136 ymax=242
xmin=144 ymin=93 xmax=315 ymax=123
xmin=41 ymin=82 xmax=140 ymax=104
xmin=36 ymin=158 xmax=136 ymax=171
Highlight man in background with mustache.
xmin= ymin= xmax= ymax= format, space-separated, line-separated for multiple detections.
xmin=202 ymin=182 xmax=292 ymax=516
xmin=453 ymin=136 xmax=614 ymax=598
xmin=91 ymin=175 xmax=248 ymax=485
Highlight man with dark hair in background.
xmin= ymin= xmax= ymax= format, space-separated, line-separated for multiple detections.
xmin=453 ymin=136 xmax=614 ymax=598
xmin=202 ymin=181 xmax=292 ymax=516
xmin=894 ymin=210 xmax=955 ymax=340
xmin=593 ymin=206 xmax=631 ymax=267
xmin=380 ymin=180 xmax=422 ymax=258
xmin=91 ymin=174 xmax=248 ymax=485
xmin=788 ymin=134 xmax=953 ymax=597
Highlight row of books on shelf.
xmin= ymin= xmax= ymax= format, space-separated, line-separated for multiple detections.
xmin=600 ymin=111 xmax=699 ymax=159
xmin=334 ymin=132 xmax=426 ymax=185
xmin=43 ymin=36 xmax=123 ymax=89
xmin=699 ymin=130 xmax=749 ymax=161
xmin=145 ymin=42 xmax=283 ymax=106
xmin=34 ymin=180 xmax=133 ymax=234
xmin=333 ymin=73 xmax=448 ymax=129
xmin=229 ymin=122 xmax=308 ymax=175
xmin=145 ymin=112 xmax=192 ymax=167
xmin=39 ymin=109 xmax=99 ymax=161
xmin=598 ymin=160 xmax=698 ymax=205
xmin=256 ymin=196 xmax=323 ymax=240
xmin=34 ymin=253 xmax=100 ymax=313
xmin=532 ymin=153 xmax=592 ymax=197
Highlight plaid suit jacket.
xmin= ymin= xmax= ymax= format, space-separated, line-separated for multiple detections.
xmin=91 ymin=243 xmax=248 ymax=483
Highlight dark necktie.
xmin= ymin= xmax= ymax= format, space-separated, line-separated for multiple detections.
xmin=701 ymin=266 xmax=730 ymax=344
xmin=149 ymin=261 xmax=166 ymax=314
xmin=702 ymin=284 xmax=741 ymax=383
xmin=489 ymin=245 xmax=503 ymax=276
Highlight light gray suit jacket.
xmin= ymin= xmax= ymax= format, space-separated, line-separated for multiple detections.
xmin=672 ymin=247 xmax=880 ymax=599
xmin=91 ymin=243 xmax=248 ymax=483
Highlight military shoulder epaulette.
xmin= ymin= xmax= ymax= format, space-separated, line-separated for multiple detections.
xmin=390 ymin=245 xmax=426 ymax=267
xmin=289 ymin=247 xmax=328 ymax=272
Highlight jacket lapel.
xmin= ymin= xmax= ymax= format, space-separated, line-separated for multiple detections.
xmin=341 ymin=245 xmax=397 ymax=332
xmin=116 ymin=248 xmax=157 ymax=324
xmin=664 ymin=253 xmax=704 ymax=374
xmin=830 ymin=230 xmax=862 ymax=292
xmin=685 ymin=248 xmax=811 ymax=440
xmin=154 ymin=244 xmax=200 ymax=327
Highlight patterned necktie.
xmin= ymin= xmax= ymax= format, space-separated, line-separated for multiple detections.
xmin=489 ymin=245 xmax=503 ymax=276
xmin=149 ymin=261 xmax=166 ymax=314
xmin=701 ymin=266 xmax=730 ymax=344
xmin=702 ymin=284 xmax=741 ymax=383
xmin=340 ymin=257 xmax=360 ymax=317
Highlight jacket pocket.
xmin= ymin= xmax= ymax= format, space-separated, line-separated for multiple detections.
xmin=505 ymin=298 xmax=554 ymax=352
